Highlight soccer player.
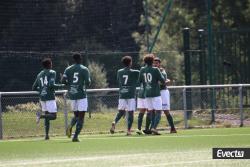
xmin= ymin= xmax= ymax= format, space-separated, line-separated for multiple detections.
xmin=139 ymin=54 xmax=166 ymax=135
xmin=110 ymin=56 xmax=139 ymax=135
xmin=32 ymin=58 xmax=65 ymax=140
xmin=62 ymin=53 xmax=91 ymax=142
xmin=153 ymin=57 xmax=177 ymax=133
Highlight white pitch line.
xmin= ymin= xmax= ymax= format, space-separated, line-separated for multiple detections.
xmin=122 ymin=159 xmax=213 ymax=167
xmin=1 ymin=133 xmax=250 ymax=143
xmin=0 ymin=151 xmax=209 ymax=167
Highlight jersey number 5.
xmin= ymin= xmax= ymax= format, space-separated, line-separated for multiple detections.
xmin=73 ymin=72 xmax=79 ymax=83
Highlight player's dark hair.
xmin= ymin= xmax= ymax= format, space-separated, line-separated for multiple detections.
xmin=73 ymin=53 xmax=82 ymax=64
xmin=42 ymin=58 xmax=52 ymax=69
xmin=154 ymin=57 xmax=161 ymax=63
xmin=122 ymin=56 xmax=132 ymax=67
xmin=143 ymin=54 xmax=155 ymax=66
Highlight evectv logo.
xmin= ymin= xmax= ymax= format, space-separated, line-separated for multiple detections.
xmin=217 ymin=149 xmax=244 ymax=158
xmin=213 ymin=148 xmax=250 ymax=159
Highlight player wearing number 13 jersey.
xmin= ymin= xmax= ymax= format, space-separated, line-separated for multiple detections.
xmin=32 ymin=58 xmax=65 ymax=140
xmin=62 ymin=53 xmax=91 ymax=142
xmin=139 ymin=54 xmax=166 ymax=135
xmin=110 ymin=56 xmax=139 ymax=135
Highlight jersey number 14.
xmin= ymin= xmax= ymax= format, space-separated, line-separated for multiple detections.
xmin=40 ymin=76 xmax=48 ymax=87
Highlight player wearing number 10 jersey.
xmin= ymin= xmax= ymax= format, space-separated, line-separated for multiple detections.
xmin=110 ymin=56 xmax=139 ymax=135
xmin=32 ymin=58 xmax=65 ymax=140
xmin=62 ymin=53 xmax=91 ymax=142
xmin=139 ymin=54 xmax=166 ymax=135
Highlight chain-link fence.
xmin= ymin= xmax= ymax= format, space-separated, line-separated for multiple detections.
xmin=1 ymin=84 xmax=250 ymax=139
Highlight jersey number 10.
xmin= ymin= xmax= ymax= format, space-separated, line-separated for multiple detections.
xmin=143 ymin=73 xmax=152 ymax=83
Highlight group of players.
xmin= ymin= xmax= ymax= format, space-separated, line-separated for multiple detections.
xmin=110 ymin=54 xmax=176 ymax=136
xmin=32 ymin=53 xmax=176 ymax=142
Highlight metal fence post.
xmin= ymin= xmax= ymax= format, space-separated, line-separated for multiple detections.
xmin=63 ymin=93 xmax=68 ymax=135
xmin=0 ymin=93 xmax=3 ymax=139
xmin=183 ymin=88 xmax=188 ymax=129
xmin=239 ymin=85 xmax=243 ymax=127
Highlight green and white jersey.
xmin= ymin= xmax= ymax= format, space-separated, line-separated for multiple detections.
xmin=32 ymin=69 xmax=63 ymax=101
xmin=139 ymin=65 xmax=165 ymax=97
xmin=62 ymin=64 xmax=91 ymax=100
xmin=117 ymin=67 xmax=139 ymax=99
xmin=160 ymin=68 xmax=167 ymax=90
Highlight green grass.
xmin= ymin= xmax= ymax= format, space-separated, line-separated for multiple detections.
xmin=2 ymin=110 xmax=212 ymax=138
xmin=0 ymin=127 xmax=250 ymax=167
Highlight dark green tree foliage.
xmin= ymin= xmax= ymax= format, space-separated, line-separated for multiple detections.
xmin=0 ymin=0 xmax=144 ymax=90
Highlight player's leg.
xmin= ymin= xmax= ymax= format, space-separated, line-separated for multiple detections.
xmin=162 ymin=90 xmax=176 ymax=133
xmin=67 ymin=100 xmax=78 ymax=138
xmin=110 ymin=99 xmax=126 ymax=134
xmin=151 ymin=96 xmax=162 ymax=135
xmin=72 ymin=112 xmax=85 ymax=142
xmin=136 ymin=98 xmax=146 ymax=135
xmin=67 ymin=111 xmax=78 ymax=138
xmin=72 ymin=98 xmax=87 ymax=142
xmin=137 ymin=109 xmax=146 ymax=135
xmin=164 ymin=110 xmax=176 ymax=133
xmin=127 ymin=111 xmax=133 ymax=135
xmin=143 ymin=98 xmax=153 ymax=134
xmin=126 ymin=99 xmax=136 ymax=135
xmin=150 ymin=110 xmax=156 ymax=130
xmin=39 ymin=100 xmax=57 ymax=140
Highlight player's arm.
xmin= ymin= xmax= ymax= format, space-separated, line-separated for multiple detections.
xmin=61 ymin=70 xmax=68 ymax=85
xmin=49 ymin=72 xmax=65 ymax=89
xmin=157 ymin=68 xmax=166 ymax=85
xmin=161 ymin=68 xmax=171 ymax=85
xmin=32 ymin=76 xmax=39 ymax=91
xmin=138 ymin=69 xmax=143 ymax=84
xmin=135 ymin=70 xmax=140 ymax=87
xmin=85 ymin=68 xmax=91 ymax=87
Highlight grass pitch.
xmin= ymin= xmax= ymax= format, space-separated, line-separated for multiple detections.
xmin=0 ymin=127 xmax=250 ymax=167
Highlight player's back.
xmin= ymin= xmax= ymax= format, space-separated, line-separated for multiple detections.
xmin=139 ymin=65 xmax=164 ymax=97
xmin=64 ymin=64 xmax=90 ymax=100
xmin=117 ymin=67 xmax=139 ymax=99
xmin=36 ymin=69 xmax=56 ymax=101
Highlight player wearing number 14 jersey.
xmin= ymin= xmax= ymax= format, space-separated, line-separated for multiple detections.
xmin=110 ymin=56 xmax=139 ymax=135
xmin=62 ymin=53 xmax=91 ymax=142
xmin=32 ymin=58 xmax=65 ymax=140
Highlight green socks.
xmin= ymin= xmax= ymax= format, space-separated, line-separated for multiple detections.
xmin=70 ymin=116 xmax=78 ymax=127
xmin=44 ymin=118 xmax=50 ymax=137
xmin=152 ymin=111 xmax=161 ymax=129
xmin=114 ymin=110 xmax=125 ymax=124
xmin=166 ymin=114 xmax=175 ymax=129
xmin=74 ymin=119 xmax=83 ymax=139
xmin=127 ymin=111 xmax=134 ymax=130
xmin=137 ymin=112 xmax=144 ymax=130
xmin=145 ymin=112 xmax=151 ymax=130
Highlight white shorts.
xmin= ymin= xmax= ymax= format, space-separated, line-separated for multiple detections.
xmin=70 ymin=98 xmax=88 ymax=112
xmin=145 ymin=96 xmax=162 ymax=111
xmin=161 ymin=90 xmax=170 ymax=110
xmin=118 ymin=99 xmax=136 ymax=111
xmin=137 ymin=98 xmax=147 ymax=109
xmin=40 ymin=100 xmax=57 ymax=113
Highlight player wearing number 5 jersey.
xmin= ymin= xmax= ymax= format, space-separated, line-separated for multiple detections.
xmin=32 ymin=58 xmax=65 ymax=140
xmin=139 ymin=54 xmax=166 ymax=135
xmin=62 ymin=53 xmax=91 ymax=142
xmin=110 ymin=56 xmax=139 ymax=135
